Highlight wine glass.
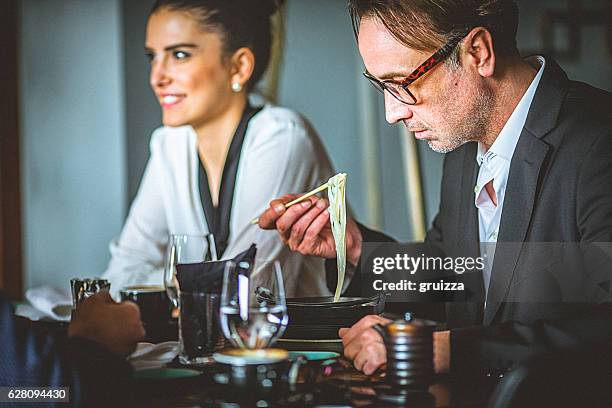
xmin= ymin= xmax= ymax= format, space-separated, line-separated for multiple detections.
xmin=163 ymin=234 xmax=215 ymax=308
xmin=220 ymin=260 xmax=288 ymax=349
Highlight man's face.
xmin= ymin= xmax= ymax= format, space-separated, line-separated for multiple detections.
xmin=358 ymin=18 xmax=493 ymax=153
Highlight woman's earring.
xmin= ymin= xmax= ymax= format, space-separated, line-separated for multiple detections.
xmin=231 ymin=82 xmax=243 ymax=93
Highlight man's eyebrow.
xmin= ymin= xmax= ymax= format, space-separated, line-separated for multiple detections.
xmin=366 ymin=68 xmax=413 ymax=81
xmin=378 ymin=69 xmax=415 ymax=81
xmin=144 ymin=43 xmax=199 ymax=52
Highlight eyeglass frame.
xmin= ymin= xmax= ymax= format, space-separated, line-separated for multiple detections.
xmin=363 ymin=35 xmax=466 ymax=105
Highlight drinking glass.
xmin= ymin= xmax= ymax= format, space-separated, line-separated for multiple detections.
xmin=220 ymin=260 xmax=288 ymax=349
xmin=178 ymin=291 xmax=224 ymax=365
xmin=163 ymin=234 xmax=215 ymax=308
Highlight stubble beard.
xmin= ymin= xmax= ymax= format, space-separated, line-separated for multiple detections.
xmin=426 ymin=71 xmax=495 ymax=154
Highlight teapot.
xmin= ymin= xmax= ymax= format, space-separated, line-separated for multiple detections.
xmin=372 ymin=313 xmax=436 ymax=392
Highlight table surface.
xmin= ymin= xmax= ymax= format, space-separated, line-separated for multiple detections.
xmin=130 ymin=339 xmax=494 ymax=408
xmin=25 ymin=316 xmax=496 ymax=407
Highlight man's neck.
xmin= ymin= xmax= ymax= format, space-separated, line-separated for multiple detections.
xmin=480 ymin=56 xmax=539 ymax=150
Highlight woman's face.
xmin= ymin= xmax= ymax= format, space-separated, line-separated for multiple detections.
xmin=145 ymin=8 xmax=237 ymax=130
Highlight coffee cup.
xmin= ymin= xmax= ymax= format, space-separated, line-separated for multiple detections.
xmin=119 ymin=285 xmax=172 ymax=324
xmin=371 ymin=314 xmax=437 ymax=406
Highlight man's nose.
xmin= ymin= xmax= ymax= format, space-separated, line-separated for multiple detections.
xmin=384 ymin=91 xmax=413 ymax=124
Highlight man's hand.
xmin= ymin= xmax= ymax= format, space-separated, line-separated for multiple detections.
xmin=257 ymin=194 xmax=363 ymax=265
xmin=68 ymin=292 xmax=145 ymax=356
xmin=339 ymin=315 xmax=391 ymax=375
xmin=339 ymin=316 xmax=451 ymax=376
xmin=434 ymin=330 xmax=450 ymax=374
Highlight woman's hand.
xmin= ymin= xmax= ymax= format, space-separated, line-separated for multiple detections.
xmin=257 ymin=194 xmax=363 ymax=265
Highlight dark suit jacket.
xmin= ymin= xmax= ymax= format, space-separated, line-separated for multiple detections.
xmin=349 ymin=58 xmax=612 ymax=379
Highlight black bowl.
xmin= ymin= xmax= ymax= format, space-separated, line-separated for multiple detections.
xmin=283 ymin=293 xmax=386 ymax=340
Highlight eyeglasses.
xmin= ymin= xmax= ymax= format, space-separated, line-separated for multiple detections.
xmin=363 ymin=37 xmax=463 ymax=105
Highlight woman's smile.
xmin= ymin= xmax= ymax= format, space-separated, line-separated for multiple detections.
xmin=159 ymin=93 xmax=186 ymax=108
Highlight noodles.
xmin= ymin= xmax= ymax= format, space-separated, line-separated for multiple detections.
xmin=327 ymin=173 xmax=347 ymax=302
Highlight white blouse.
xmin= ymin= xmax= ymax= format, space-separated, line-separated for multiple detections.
xmin=102 ymin=104 xmax=335 ymax=298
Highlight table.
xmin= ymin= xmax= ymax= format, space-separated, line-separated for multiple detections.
xmin=22 ymin=316 xmax=497 ymax=407
xmin=129 ymin=340 xmax=495 ymax=407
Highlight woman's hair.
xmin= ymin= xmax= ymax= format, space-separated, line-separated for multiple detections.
xmin=150 ymin=0 xmax=281 ymax=91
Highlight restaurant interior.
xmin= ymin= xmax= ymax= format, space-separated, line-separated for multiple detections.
xmin=1 ymin=0 xmax=611 ymax=406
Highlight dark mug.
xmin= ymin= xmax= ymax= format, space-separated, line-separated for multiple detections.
xmin=372 ymin=315 xmax=435 ymax=392
xmin=119 ymin=285 xmax=173 ymax=324
xmin=213 ymin=349 xmax=304 ymax=393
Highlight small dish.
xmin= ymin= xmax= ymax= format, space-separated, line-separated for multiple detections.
xmin=288 ymin=351 xmax=340 ymax=361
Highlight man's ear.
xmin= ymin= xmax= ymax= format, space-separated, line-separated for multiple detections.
xmin=229 ymin=47 xmax=255 ymax=90
xmin=462 ymin=27 xmax=496 ymax=78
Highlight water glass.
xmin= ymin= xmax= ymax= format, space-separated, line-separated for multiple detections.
xmin=163 ymin=234 xmax=215 ymax=308
xmin=220 ymin=260 xmax=288 ymax=349
xmin=178 ymin=291 xmax=224 ymax=365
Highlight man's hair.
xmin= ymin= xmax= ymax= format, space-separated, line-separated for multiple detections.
xmin=348 ymin=0 xmax=519 ymax=67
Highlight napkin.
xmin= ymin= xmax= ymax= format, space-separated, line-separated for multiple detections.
xmin=14 ymin=286 xmax=72 ymax=322
xmin=127 ymin=341 xmax=180 ymax=371
xmin=176 ymin=244 xmax=256 ymax=293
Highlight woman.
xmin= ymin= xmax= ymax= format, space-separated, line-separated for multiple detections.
xmin=103 ymin=0 xmax=334 ymax=297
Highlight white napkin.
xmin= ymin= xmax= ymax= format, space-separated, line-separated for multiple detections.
xmin=127 ymin=341 xmax=180 ymax=371
xmin=14 ymin=286 xmax=72 ymax=322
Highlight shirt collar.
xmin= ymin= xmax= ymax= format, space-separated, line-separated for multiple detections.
xmin=476 ymin=56 xmax=546 ymax=166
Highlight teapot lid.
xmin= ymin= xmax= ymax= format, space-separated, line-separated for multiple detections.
xmin=387 ymin=312 xmax=435 ymax=334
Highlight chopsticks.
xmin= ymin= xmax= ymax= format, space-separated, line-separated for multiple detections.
xmin=250 ymin=182 xmax=329 ymax=225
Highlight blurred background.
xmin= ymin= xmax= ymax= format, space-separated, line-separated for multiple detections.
xmin=1 ymin=0 xmax=610 ymax=297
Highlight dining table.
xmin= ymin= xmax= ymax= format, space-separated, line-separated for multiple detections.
xmin=24 ymin=312 xmax=500 ymax=407
xmin=128 ymin=337 xmax=498 ymax=408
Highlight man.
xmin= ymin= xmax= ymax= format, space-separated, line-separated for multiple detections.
xmin=1 ymin=291 xmax=144 ymax=406
xmin=258 ymin=0 xmax=612 ymax=384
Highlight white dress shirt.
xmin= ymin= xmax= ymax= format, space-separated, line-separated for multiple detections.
xmin=102 ymin=104 xmax=335 ymax=298
xmin=475 ymin=56 xmax=546 ymax=295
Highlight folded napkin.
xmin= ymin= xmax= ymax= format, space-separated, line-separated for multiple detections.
xmin=176 ymin=244 xmax=256 ymax=293
xmin=127 ymin=341 xmax=180 ymax=371
xmin=14 ymin=286 xmax=72 ymax=322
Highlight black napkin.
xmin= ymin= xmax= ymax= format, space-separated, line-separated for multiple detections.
xmin=175 ymin=244 xmax=257 ymax=294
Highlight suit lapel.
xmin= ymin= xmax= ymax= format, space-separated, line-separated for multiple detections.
xmin=459 ymin=142 xmax=481 ymax=261
xmin=447 ymin=142 xmax=484 ymax=328
xmin=483 ymin=119 xmax=554 ymax=324
xmin=482 ymin=57 xmax=569 ymax=325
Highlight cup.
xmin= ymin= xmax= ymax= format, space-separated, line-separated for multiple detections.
xmin=178 ymin=291 xmax=225 ymax=365
xmin=120 ymin=285 xmax=172 ymax=323
xmin=373 ymin=314 xmax=435 ymax=391
xmin=220 ymin=260 xmax=288 ymax=349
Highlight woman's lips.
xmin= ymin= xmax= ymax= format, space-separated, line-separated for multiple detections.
xmin=160 ymin=94 xmax=185 ymax=108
